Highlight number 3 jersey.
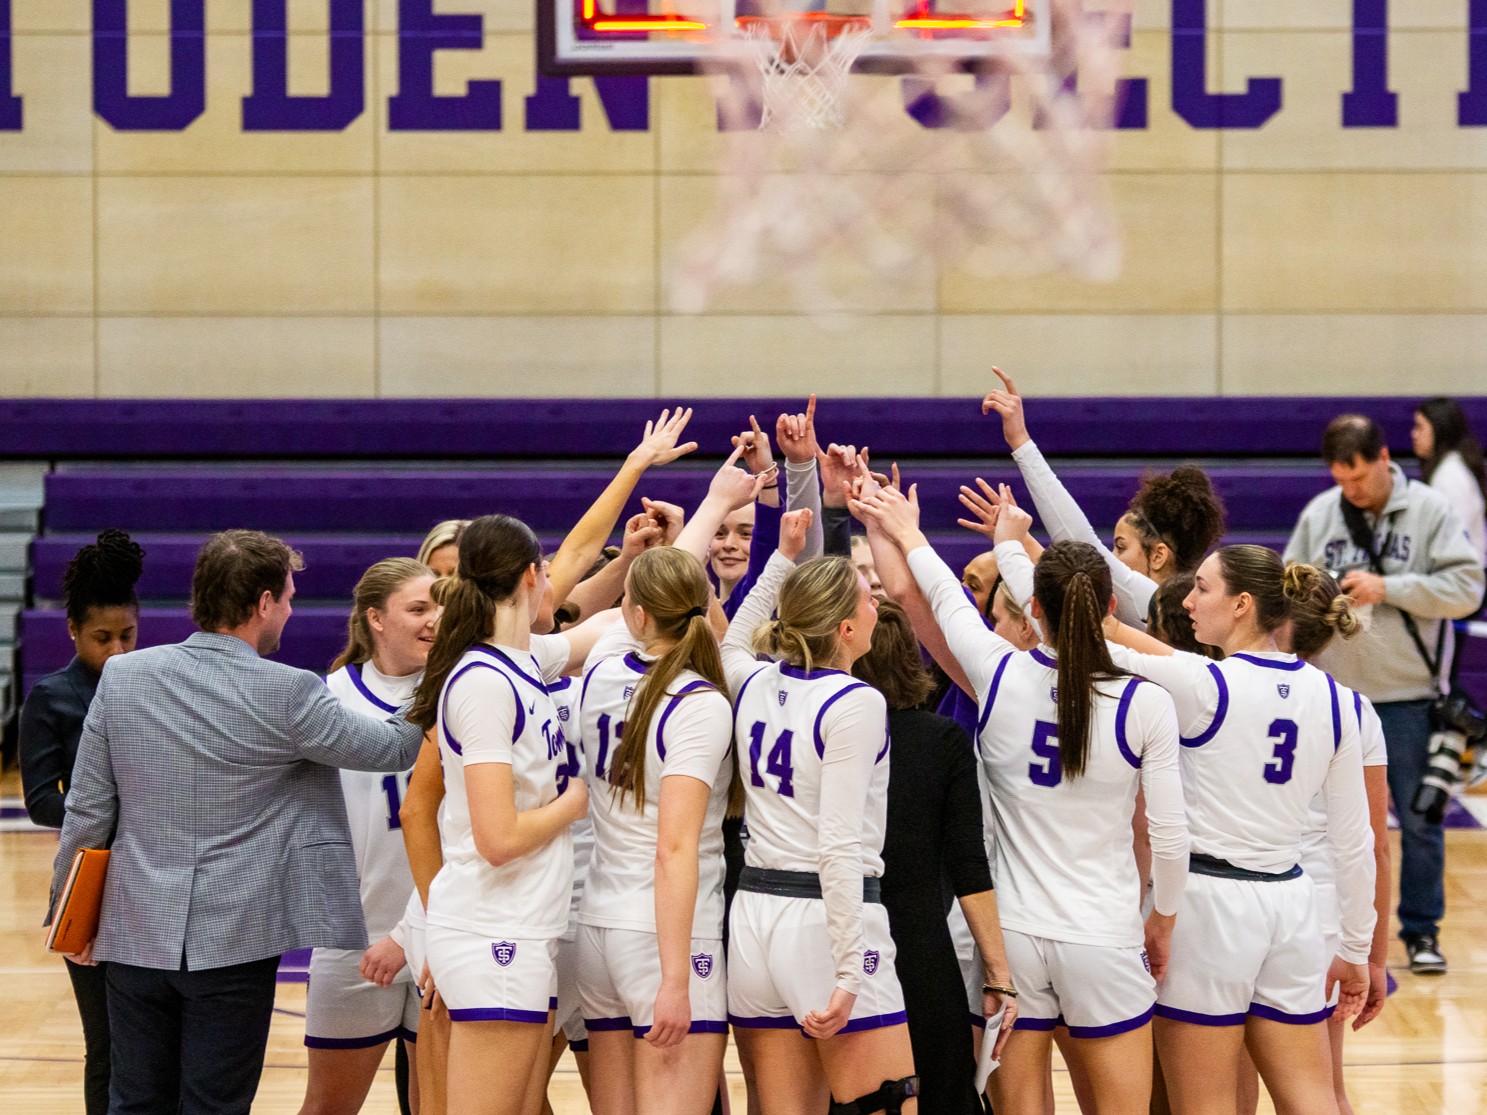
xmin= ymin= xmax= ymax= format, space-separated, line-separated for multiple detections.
xmin=428 ymin=637 xmax=574 ymax=940
xmin=325 ymin=661 xmax=420 ymax=942
xmin=1106 ymin=646 xmax=1376 ymax=963
xmin=576 ymin=627 xmax=734 ymax=938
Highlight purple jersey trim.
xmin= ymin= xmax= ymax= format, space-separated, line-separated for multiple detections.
xmin=727 ymin=1013 xmax=800 ymax=1030
xmin=834 ymin=1010 xmax=908 ymax=1035
xmin=584 ymin=1016 xmax=635 ymax=1032
xmin=731 ymin=666 xmax=769 ymax=743
xmin=1248 ymin=1003 xmax=1332 ymax=1026
xmin=1065 ymin=1005 xmax=1153 ymax=1038
xmin=813 ymin=681 xmax=872 ymax=759
xmin=622 ymin=651 xmax=651 ymax=675
xmin=398 ymin=1026 xmax=417 ymax=1044
xmin=471 ymin=643 xmax=549 ymax=691
xmin=632 ymin=1019 xmax=728 ymax=1037
xmin=976 ymin=654 xmax=1013 ymax=739
xmin=1328 ymin=675 xmax=1342 ymax=752
xmin=1229 ymin=652 xmax=1305 ymax=671
xmin=303 ymin=1026 xmax=404 ymax=1050
xmin=1011 ymin=1015 xmax=1060 ymax=1031
xmin=779 ymin=661 xmax=849 ymax=681
xmin=969 ymin=1011 xmax=988 ymax=1029
xmin=441 ymin=660 xmax=522 ymax=756
xmin=655 ymin=679 xmax=717 ymax=763
xmin=548 ymin=675 xmax=573 ymax=693
xmin=1029 ymin=647 xmax=1057 ymax=670
xmin=448 ymin=1007 xmax=550 ymax=1024
xmin=1179 ymin=663 xmax=1229 ymax=748
xmin=1114 ymin=677 xmax=1143 ymax=770
xmin=1153 ymin=1004 xmax=1247 ymax=1027
xmin=346 ymin=662 xmax=400 ymax=714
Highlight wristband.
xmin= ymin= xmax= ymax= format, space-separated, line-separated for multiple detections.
xmin=983 ymin=983 xmax=1018 ymax=998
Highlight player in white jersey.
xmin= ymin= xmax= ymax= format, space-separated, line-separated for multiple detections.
xmin=575 ymin=544 xmax=737 ymax=1114
xmin=549 ymin=672 xmax=594 ymax=1068
xmin=719 ymin=509 xmax=923 ymax=1115
xmin=1102 ymin=544 xmax=1376 ymax=1115
xmin=854 ymin=483 xmax=1189 ymax=1115
xmin=300 ymin=558 xmax=438 ymax=1115
xmin=406 ymin=515 xmax=596 ymax=1115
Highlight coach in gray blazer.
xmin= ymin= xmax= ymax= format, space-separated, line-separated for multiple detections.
xmin=50 ymin=530 xmax=425 ymax=1115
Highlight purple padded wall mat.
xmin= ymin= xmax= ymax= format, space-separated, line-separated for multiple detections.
xmin=3 ymin=397 xmax=1483 ymax=460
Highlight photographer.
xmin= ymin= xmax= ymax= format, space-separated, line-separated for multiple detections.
xmin=1285 ymin=415 xmax=1484 ymax=975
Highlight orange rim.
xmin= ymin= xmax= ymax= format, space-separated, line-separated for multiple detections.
xmin=735 ymin=12 xmax=873 ymax=39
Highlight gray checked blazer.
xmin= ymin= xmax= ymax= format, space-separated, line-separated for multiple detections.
xmin=50 ymin=632 xmax=425 ymax=970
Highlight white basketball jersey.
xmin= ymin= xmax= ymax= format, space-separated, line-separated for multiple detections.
xmin=1298 ymin=686 xmax=1387 ymax=889
xmin=977 ymin=648 xmax=1178 ymax=948
xmin=549 ymin=674 xmax=595 ymax=934
xmin=577 ymin=649 xmax=734 ymax=935
xmin=427 ymin=640 xmax=573 ymax=939
xmin=732 ymin=662 xmax=890 ymax=877
xmin=325 ymin=662 xmax=419 ymax=942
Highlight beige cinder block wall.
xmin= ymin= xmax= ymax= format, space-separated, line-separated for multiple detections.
xmin=1 ymin=0 xmax=1484 ymax=400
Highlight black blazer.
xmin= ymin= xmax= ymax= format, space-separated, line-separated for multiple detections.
xmin=20 ymin=657 xmax=100 ymax=828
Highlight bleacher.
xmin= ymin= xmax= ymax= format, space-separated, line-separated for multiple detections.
xmin=10 ymin=397 xmax=1486 ymax=703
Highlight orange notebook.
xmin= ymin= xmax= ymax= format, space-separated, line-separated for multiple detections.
xmin=45 ymin=848 xmax=109 ymax=954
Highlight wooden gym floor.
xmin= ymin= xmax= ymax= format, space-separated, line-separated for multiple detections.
xmin=3 ymin=769 xmax=1485 ymax=1114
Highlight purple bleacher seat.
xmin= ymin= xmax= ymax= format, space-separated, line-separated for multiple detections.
xmin=3 ymin=397 xmax=1483 ymax=461
xmin=32 ymin=531 xmax=564 ymax=603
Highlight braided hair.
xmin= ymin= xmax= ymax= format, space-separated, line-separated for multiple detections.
xmin=63 ymin=530 xmax=145 ymax=625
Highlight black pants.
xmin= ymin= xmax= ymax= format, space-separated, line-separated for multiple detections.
xmin=106 ymin=955 xmax=280 ymax=1115
xmin=66 ymin=958 xmax=111 ymax=1115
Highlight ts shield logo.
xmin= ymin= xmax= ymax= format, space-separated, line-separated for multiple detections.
xmin=863 ymin=950 xmax=881 ymax=976
xmin=1277 ymin=684 xmax=1291 ymax=698
xmin=778 ymin=691 xmax=788 ymax=706
xmin=692 ymin=953 xmax=715 ymax=979
xmin=492 ymin=941 xmax=517 ymax=968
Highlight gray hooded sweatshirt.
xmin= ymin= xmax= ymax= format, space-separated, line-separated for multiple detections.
xmin=1284 ymin=462 xmax=1484 ymax=704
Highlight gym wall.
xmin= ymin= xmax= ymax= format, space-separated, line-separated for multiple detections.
xmin=1 ymin=1 xmax=1484 ymax=399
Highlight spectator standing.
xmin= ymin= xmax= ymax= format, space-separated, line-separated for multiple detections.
xmin=1411 ymin=397 xmax=1487 ymax=569
xmin=49 ymin=530 xmax=426 ymax=1115
xmin=1285 ymin=416 xmax=1484 ymax=975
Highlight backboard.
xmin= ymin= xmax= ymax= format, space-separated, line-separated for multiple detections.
xmin=537 ymin=0 xmax=1049 ymax=77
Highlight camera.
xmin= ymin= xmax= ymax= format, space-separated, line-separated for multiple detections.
xmin=1429 ymin=689 xmax=1487 ymax=742
xmin=1413 ymin=731 xmax=1468 ymax=824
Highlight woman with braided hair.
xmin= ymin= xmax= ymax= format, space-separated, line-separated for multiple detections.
xmin=21 ymin=528 xmax=145 ymax=1115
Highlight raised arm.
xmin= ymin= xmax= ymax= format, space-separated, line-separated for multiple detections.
xmin=719 ymin=510 xmax=813 ymax=692
xmin=777 ymin=395 xmax=824 ymax=561
xmin=983 ymin=368 xmax=1156 ymax=626
xmin=547 ymin=408 xmax=697 ymax=605
xmin=852 ymin=484 xmax=1017 ymax=699
xmin=674 ymin=444 xmax=772 ymax=564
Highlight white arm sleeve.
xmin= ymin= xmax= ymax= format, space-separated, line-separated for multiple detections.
xmin=582 ymin=620 xmax=640 ymax=676
xmin=1012 ymin=439 xmax=1157 ymax=627
xmin=991 ymin=540 xmax=1044 ymax=642
xmin=906 ymin=545 xmax=1018 ymax=699
xmin=785 ymin=459 xmax=824 ymax=562
xmin=1133 ymin=684 xmax=1189 ymax=916
xmin=816 ymin=684 xmax=889 ymax=995
xmin=1324 ymin=702 xmax=1377 ymax=963
xmin=1105 ymin=645 xmax=1222 ymax=741
xmin=721 ymin=550 xmax=795 ymax=693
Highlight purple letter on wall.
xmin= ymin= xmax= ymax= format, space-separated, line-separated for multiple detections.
xmin=94 ymin=0 xmax=206 ymax=131
xmin=1343 ymin=0 xmax=1397 ymax=127
xmin=243 ymin=0 xmax=364 ymax=131
xmin=524 ymin=75 xmax=649 ymax=131
xmin=1170 ymin=0 xmax=1280 ymax=129
xmin=0 ymin=0 xmax=20 ymax=131
xmin=387 ymin=0 xmax=501 ymax=131
xmin=1461 ymin=0 xmax=1487 ymax=124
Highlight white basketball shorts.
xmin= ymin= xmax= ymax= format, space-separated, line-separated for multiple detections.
xmin=404 ymin=894 xmax=427 ymax=992
xmin=726 ymin=890 xmax=906 ymax=1034
xmin=425 ymin=923 xmax=559 ymax=1025
xmin=304 ymin=947 xmax=420 ymax=1048
xmin=1002 ymin=931 xmax=1154 ymax=1038
xmin=1156 ymin=872 xmax=1329 ymax=1026
xmin=555 ymin=934 xmax=590 ymax=1048
xmin=576 ymin=924 xmax=728 ymax=1038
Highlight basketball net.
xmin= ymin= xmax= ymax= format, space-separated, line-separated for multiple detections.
xmin=672 ymin=0 xmax=1127 ymax=315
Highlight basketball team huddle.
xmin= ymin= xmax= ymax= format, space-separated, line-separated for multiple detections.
xmin=262 ymin=373 xmax=1487 ymax=1115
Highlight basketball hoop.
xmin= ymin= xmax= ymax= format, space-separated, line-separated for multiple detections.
xmin=734 ymin=13 xmax=872 ymax=131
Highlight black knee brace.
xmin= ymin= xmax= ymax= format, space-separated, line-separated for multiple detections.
xmin=828 ymin=1075 xmax=920 ymax=1115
